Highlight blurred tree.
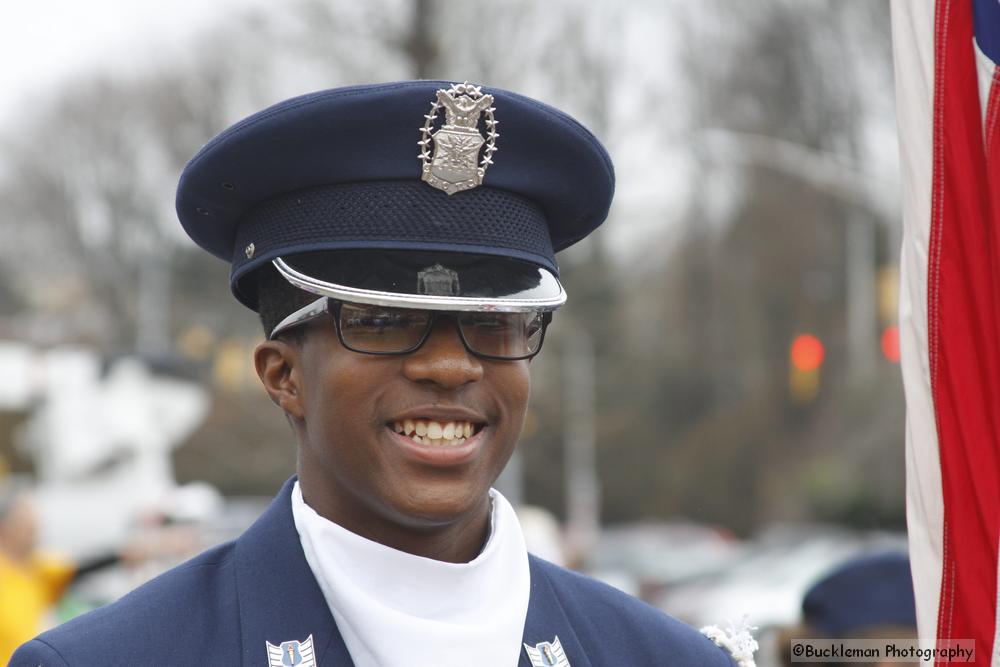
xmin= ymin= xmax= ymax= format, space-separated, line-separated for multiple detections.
xmin=611 ymin=0 xmax=904 ymax=531
xmin=0 ymin=0 xmax=904 ymax=532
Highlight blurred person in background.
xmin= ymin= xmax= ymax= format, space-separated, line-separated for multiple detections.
xmin=781 ymin=551 xmax=917 ymax=667
xmin=11 ymin=81 xmax=750 ymax=667
xmin=0 ymin=478 xmax=195 ymax=663
xmin=0 ymin=478 xmax=76 ymax=662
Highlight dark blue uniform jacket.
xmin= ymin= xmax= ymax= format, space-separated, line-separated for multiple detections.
xmin=11 ymin=478 xmax=736 ymax=666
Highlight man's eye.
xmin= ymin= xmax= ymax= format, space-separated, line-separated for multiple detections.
xmin=350 ymin=313 xmax=412 ymax=329
xmin=469 ymin=316 xmax=498 ymax=327
xmin=468 ymin=316 xmax=518 ymax=334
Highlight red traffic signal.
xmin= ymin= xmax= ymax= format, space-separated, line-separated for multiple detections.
xmin=881 ymin=325 xmax=900 ymax=363
xmin=790 ymin=334 xmax=825 ymax=372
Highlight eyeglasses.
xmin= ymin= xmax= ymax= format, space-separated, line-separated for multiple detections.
xmin=270 ymin=297 xmax=552 ymax=361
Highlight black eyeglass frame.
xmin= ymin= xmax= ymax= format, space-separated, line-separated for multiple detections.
xmin=270 ymin=296 xmax=553 ymax=361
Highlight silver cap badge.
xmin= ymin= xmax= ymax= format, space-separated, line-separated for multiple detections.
xmin=417 ymin=263 xmax=460 ymax=296
xmin=418 ymin=82 xmax=498 ymax=195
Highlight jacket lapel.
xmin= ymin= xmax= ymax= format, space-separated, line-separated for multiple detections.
xmin=234 ymin=477 xmax=354 ymax=666
xmin=235 ymin=480 xmax=588 ymax=666
xmin=519 ymin=556 xmax=593 ymax=667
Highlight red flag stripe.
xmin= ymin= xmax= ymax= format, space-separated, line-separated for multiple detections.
xmin=931 ymin=0 xmax=1000 ymax=662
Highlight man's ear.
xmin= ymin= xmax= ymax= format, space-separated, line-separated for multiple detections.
xmin=253 ymin=340 xmax=306 ymax=421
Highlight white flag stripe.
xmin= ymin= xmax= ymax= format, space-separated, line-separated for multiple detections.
xmin=975 ymin=36 xmax=996 ymax=131
xmin=890 ymin=0 xmax=943 ymax=643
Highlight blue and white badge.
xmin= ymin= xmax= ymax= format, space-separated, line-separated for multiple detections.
xmin=524 ymin=636 xmax=571 ymax=667
xmin=265 ymin=634 xmax=316 ymax=667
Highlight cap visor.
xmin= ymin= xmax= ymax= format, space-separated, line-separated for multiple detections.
xmin=273 ymin=250 xmax=565 ymax=312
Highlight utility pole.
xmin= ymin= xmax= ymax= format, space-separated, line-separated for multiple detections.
xmin=563 ymin=327 xmax=599 ymax=563
xmin=407 ymin=0 xmax=437 ymax=79
xmin=700 ymin=129 xmax=894 ymax=382
xmin=136 ymin=245 xmax=172 ymax=358
xmin=847 ymin=215 xmax=877 ymax=380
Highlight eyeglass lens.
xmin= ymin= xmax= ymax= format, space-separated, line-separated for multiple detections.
xmin=338 ymin=303 xmax=545 ymax=358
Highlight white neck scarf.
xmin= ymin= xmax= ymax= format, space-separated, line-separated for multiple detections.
xmin=291 ymin=482 xmax=530 ymax=667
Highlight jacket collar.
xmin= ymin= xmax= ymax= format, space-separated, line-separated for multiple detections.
xmin=520 ymin=557 xmax=594 ymax=667
xmin=233 ymin=477 xmax=594 ymax=667
xmin=235 ymin=476 xmax=353 ymax=666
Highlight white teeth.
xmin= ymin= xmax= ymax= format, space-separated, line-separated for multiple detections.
xmin=393 ymin=420 xmax=478 ymax=445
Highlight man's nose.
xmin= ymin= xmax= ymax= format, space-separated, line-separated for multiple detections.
xmin=401 ymin=317 xmax=484 ymax=388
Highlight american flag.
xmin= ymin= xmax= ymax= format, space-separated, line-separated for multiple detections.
xmin=893 ymin=0 xmax=1000 ymax=663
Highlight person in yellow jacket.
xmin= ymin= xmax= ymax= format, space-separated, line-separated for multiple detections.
xmin=0 ymin=480 xmax=185 ymax=663
xmin=0 ymin=483 xmax=76 ymax=661
xmin=0 ymin=480 xmax=77 ymax=661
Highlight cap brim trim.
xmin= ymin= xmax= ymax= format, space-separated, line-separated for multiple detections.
xmin=273 ymin=257 xmax=566 ymax=312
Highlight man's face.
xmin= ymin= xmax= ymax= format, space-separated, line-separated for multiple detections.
xmin=291 ymin=314 xmax=530 ymax=533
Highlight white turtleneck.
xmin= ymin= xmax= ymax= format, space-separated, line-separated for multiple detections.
xmin=291 ymin=481 xmax=531 ymax=667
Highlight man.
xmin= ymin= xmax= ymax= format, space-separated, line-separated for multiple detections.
xmin=0 ymin=479 xmax=76 ymax=662
xmin=781 ymin=551 xmax=917 ymax=667
xmin=11 ymin=81 xmax=741 ymax=666
xmin=0 ymin=478 xmax=191 ymax=663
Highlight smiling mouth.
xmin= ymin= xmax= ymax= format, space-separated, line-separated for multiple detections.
xmin=390 ymin=419 xmax=484 ymax=447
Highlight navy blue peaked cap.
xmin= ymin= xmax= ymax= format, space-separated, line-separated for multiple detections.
xmin=175 ymin=81 xmax=615 ymax=310
xmin=802 ymin=551 xmax=916 ymax=635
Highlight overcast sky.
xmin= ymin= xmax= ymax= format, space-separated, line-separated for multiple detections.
xmin=0 ymin=0 xmax=265 ymax=123
xmin=0 ymin=0 xmax=899 ymax=262
xmin=0 ymin=0 xmax=698 ymax=258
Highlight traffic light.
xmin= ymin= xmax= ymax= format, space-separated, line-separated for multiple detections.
xmin=881 ymin=325 xmax=900 ymax=363
xmin=790 ymin=334 xmax=824 ymax=404
xmin=878 ymin=267 xmax=900 ymax=364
